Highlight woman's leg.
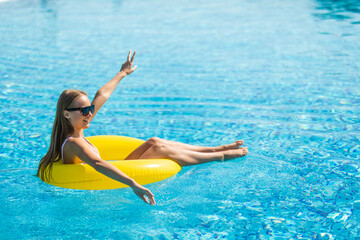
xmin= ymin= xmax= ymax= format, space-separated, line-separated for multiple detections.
xmin=124 ymin=141 xmax=153 ymax=160
xmin=124 ymin=137 xmax=246 ymax=160
xmin=158 ymin=138 xmax=244 ymax=152
xmin=138 ymin=143 xmax=248 ymax=166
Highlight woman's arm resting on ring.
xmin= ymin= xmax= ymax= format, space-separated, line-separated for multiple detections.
xmin=67 ymin=138 xmax=156 ymax=205
xmin=90 ymin=50 xmax=137 ymax=119
xmin=68 ymin=137 xmax=136 ymax=186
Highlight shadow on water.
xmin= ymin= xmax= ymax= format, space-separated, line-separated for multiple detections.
xmin=313 ymin=0 xmax=360 ymax=22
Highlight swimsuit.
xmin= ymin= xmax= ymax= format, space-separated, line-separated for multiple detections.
xmin=61 ymin=137 xmax=101 ymax=163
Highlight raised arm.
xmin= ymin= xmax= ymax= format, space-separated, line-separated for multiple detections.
xmin=90 ymin=50 xmax=137 ymax=118
xmin=68 ymin=137 xmax=155 ymax=205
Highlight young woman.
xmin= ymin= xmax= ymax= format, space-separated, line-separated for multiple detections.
xmin=37 ymin=50 xmax=248 ymax=205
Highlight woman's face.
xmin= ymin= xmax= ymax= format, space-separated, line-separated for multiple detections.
xmin=64 ymin=95 xmax=93 ymax=131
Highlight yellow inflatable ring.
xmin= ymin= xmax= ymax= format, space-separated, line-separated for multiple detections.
xmin=45 ymin=135 xmax=182 ymax=190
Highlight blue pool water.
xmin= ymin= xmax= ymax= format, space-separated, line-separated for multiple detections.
xmin=1 ymin=0 xmax=360 ymax=239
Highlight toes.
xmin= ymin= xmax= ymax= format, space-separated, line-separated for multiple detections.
xmin=240 ymin=147 xmax=248 ymax=155
xmin=235 ymin=140 xmax=244 ymax=146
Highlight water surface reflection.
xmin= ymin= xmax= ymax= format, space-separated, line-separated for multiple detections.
xmin=314 ymin=0 xmax=360 ymax=23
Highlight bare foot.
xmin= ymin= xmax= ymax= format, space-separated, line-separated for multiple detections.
xmin=221 ymin=140 xmax=244 ymax=151
xmin=223 ymin=147 xmax=248 ymax=160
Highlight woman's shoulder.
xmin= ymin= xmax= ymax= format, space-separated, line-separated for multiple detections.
xmin=62 ymin=137 xmax=87 ymax=164
xmin=63 ymin=136 xmax=101 ymax=165
xmin=64 ymin=137 xmax=85 ymax=148
xmin=64 ymin=137 xmax=95 ymax=156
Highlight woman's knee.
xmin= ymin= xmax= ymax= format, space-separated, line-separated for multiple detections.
xmin=151 ymin=143 xmax=170 ymax=154
xmin=146 ymin=137 xmax=163 ymax=146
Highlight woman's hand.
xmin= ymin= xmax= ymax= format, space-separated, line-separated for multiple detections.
xmin=131 ymin=183 xmax=156 ymax=205
xmin=120 ymin=50 xmax=137 ymax=75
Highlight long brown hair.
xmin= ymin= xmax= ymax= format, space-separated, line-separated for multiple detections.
xmin=37 ymin=89 xmax=88 ymax=182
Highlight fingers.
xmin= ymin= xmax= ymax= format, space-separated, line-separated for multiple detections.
xmin=141 ymin=190 xmax=155 ymax=205
xmin=135 ymin=191 xmax=150 ymax=204
xmin=134 ymin=187 xmax=156 ymax=205
xmin=131 ymin=50 xmax=136 ymax=62
xmin=140 ymin=195 xmax=149 ymax=204
xmin=146 ymin=191 xmax=156 ymax=205
xmin=126 ymin=50 xmax=136 ymax=63
xmin=131 ymin=65 xmax=137 ymax=72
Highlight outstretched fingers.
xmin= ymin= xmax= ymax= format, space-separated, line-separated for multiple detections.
xmin=131 ymin=50 xmax=136 ymax=62
xmin=127 ymin=50 xmax=136 ymax=63
xmin=120 ymin=50 xmax=137 ymax=74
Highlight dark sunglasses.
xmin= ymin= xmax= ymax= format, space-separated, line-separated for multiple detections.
xmin=66 ymin=105 xmax=95 ymax=116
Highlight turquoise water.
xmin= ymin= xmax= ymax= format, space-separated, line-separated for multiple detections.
xmin=1 ymin=0 xmax=360 ymax=239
